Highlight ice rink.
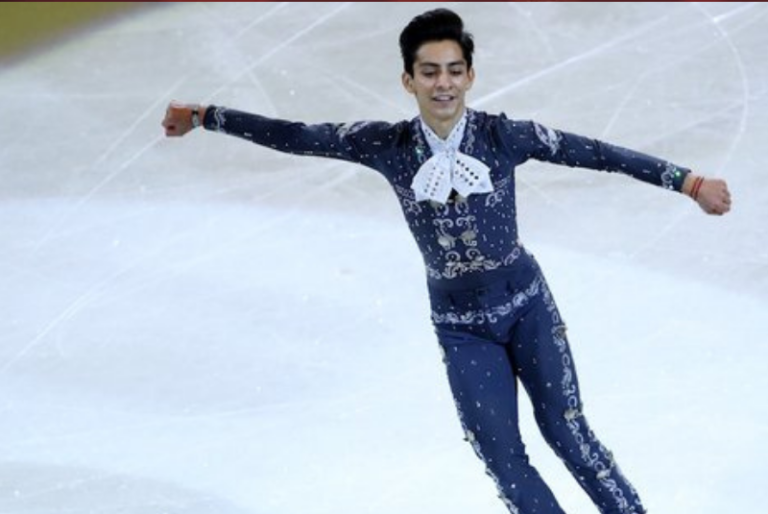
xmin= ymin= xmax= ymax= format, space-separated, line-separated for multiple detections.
xmin=1 ymin=3 xmax=766 ymax=513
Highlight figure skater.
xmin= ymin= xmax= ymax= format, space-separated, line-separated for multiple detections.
xmin=162 ymin=8 xmax=731 ymax=514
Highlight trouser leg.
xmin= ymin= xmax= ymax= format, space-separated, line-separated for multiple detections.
xmin=440 ymin=339 xmax=566 ymax=514
xmin=509 ymin=279 xmax=646 ymax=514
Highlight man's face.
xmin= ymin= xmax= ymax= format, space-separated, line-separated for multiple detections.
xmin=402 ymin=39 xmax=475 ymax=135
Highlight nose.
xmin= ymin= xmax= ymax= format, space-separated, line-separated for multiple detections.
xmin=436 ymin=70 xmax=451 ymax=89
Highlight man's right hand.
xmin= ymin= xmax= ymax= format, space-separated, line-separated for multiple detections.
xmin=162 ymin=102 xmax=205 ymax=137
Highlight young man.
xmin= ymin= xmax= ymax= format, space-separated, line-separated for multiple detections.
xmin=162 ymin=8 xmax=731 ymax=514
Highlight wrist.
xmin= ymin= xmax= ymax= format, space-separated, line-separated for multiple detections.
xmin=683 ymin=174 xmax=705 ymax=200
xmin=682 ymin=174 xmax=694 ymax=197
xmin=191 ymin=106 xmax=201 ymax=129
xmin=190 ymin=105 xmax=209 ymax=130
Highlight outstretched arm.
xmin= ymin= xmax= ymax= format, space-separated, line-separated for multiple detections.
xmin=681 ymin=173 xmax=732 ymax=216
xmin=161 ymin=101 xmax=398 ymax=173
xmin=503 ymin=118 xmax=733 ymax=217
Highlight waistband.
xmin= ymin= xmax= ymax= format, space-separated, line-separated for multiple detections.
xmin=427 ymin=267 xmax=512 ymax=291
xmin=426 ymin=259 xmax=539 ymax=293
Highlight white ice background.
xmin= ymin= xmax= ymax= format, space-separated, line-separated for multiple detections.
xmin=1 ymin=3 xmax=767 ymax=514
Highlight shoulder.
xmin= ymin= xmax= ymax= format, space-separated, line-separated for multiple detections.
xmin=485 ymin=111 xmax=552 ymax=144
xmin=339 ymin=119 xmax=412 ymax=144
xmin=468 ymin=110 xmax=557 ymax=160
xmin=467 ymin=109 xmax=533 ymax=136
xmin=475 ymin=110 xmax=531 ymax=132
xmin=467 ymin=109 xmax=534 ymax=144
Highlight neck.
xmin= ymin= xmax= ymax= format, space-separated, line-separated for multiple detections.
xmin=422 ymin=109 xmax=466 ymax=139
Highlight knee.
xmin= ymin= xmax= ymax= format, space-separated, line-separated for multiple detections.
xmin=536 ymin=404 xmax=577 ymax=437
xmin=462 ymin=427 xmax=534 ymax=480
xmin=538 ymin=407 xmax=622 ymax=477
xmin=535 ymin=405 xmax=586 ymax=459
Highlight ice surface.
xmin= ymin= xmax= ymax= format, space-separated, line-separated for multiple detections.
xmin=1 ymin=3 xmax=766 ymax=514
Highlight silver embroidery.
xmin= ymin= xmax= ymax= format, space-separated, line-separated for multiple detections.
xmin=534 ymin=122 xmax=562 ymax=156
xmin=485 ymin=176 xmax=511 ymax=208
xmin=411 ymin=119 xmax=429 ymax=165
xmin=394 ymin=185 xmax=422 ymax=215
xmin=540 ymin=279 xmax=642 ymax=514
xmin=426 ymin=246 xmax=523 ymax=281
xmin=335 ymin=121 xmax=369 ymax=139
xmin=435 ymin=218 xmax=458 ymax=251
xmin=425 ymin=194 xmax=518 ymax=280
xmin=464 ymin=109 xmax=478 ymax=154
xmin=661 ymin=162 xmax=677 ymax=190
xmin=212 ymin=106 xmax=228 ymax=132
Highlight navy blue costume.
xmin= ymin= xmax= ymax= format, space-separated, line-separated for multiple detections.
xmin=202 ymin=106 xmax=689 ymax=514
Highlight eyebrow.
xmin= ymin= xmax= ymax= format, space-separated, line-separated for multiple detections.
xmin=417 ymin=61 xmax=467 ymax=68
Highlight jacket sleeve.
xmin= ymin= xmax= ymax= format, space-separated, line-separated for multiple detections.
xmin=499 ymin=116 xmax=691 ymax=192
xmin=202 ymin=105 xmax=394 ymax=172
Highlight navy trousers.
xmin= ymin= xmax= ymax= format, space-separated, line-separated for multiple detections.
xmin=428 ymin=252 xmax=645 ymax=514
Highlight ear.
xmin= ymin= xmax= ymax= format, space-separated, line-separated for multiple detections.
xmin=401 ymin=71 xmax=415 ymax=94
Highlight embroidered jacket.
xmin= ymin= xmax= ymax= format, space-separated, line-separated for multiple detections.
xmin=202 ymin=107 xmax=690 ymax=283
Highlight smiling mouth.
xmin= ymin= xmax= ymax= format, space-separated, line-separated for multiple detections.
xmin=433 ymin=95 xmax=455 ymax=102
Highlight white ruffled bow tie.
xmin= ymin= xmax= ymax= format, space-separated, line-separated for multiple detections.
xmin=411 ymin=114 xmax=493 ymax=204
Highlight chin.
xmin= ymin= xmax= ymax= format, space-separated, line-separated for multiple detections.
xmin=430 ymin=102 xmax=457 ymax=115
xmin=434 ymin=109 xmax=462 ymax=122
